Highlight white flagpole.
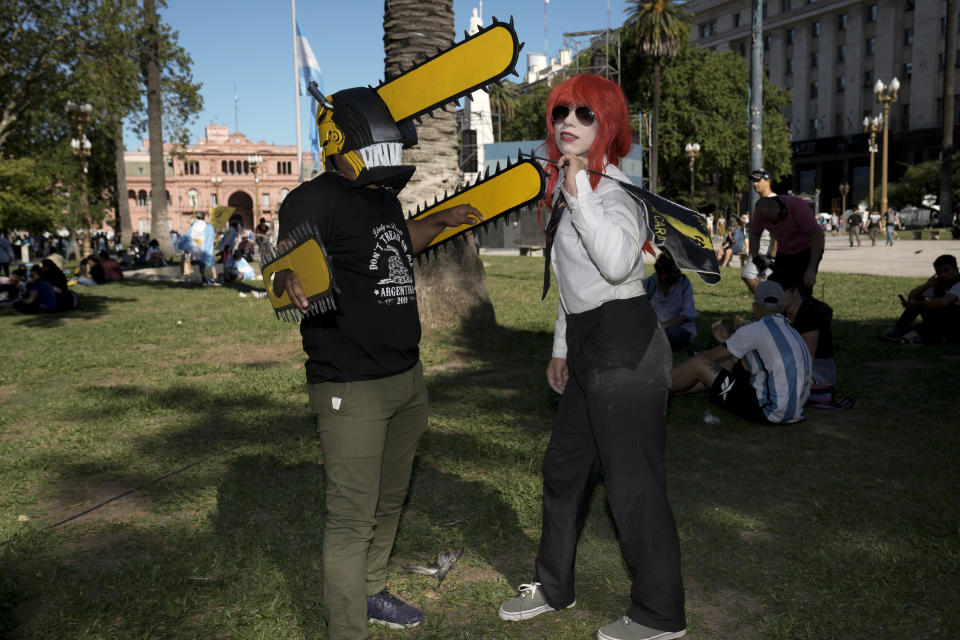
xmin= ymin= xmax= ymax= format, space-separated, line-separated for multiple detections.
xmin=292 ymin=0 xmax=303 ymax=183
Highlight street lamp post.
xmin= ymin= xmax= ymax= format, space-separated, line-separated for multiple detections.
xmin=66 ymin=100 xmax=94 ymax=257
xmin=838 ymin=181 xmax=850 ymax=216
xmin=248 ymin=154 xmax=262 ymax=228
xmin=862 ymin=114 xmax=882 ymax=210
xmin=684 ymin=142 xmax=701 ymax=210
xmin=874 ymin=77 xmax=900 ymax=216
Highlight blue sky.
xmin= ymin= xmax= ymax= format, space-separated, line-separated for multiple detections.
xmin=128 ymin=0 xmax=634 ymax=150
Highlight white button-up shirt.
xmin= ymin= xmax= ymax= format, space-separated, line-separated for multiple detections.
xmin=551 ymin=163 xmax=648 ymax=358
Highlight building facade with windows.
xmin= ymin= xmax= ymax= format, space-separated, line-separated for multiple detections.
xmin=124 ymin=124 xmax=310 ymax=235
xmin=686 ymin=0 xmax=958 ymax=211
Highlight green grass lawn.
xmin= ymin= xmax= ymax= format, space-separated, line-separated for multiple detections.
xmin=1 ymin=257 xmax=958 ymax=639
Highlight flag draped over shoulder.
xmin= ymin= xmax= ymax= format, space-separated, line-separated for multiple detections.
xmin=609 ymin=178 xmax=721 ymax=285
xmin=295 ymin=23 xmax=324 ymax=170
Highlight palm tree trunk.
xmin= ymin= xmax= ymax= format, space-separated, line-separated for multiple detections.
xmin=650 ymin=58 xmax=661 ymax=194
xmin=940 ymin=0 xmax=956 ymax=226
xmin=383 ymin=0 xmax=495 ymax=329
xmin=113 ymin=119 xmax=132 ymax=246
xmin=143 ymin=0 xmax=173 ymax=257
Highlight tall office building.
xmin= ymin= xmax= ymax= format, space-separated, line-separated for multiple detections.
xmin=686 ymin=0 xmax=958 ymax=210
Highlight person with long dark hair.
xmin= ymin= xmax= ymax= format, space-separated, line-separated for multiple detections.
xmin=498 ymin=74 xmax=686 ymax=640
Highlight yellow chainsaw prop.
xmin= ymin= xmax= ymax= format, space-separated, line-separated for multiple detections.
xmin=261 ymin=17 xmax=538 ymax=321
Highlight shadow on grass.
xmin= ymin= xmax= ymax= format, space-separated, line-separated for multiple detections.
xmin=4 ymin=293 xmax=139 ymax=328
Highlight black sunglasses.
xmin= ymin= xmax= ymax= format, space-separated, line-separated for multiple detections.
xmin=551 ymin=105 xmax=596 ymax=126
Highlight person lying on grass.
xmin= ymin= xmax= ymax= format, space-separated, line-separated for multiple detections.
xmin=671 ymin=280 xmax=812 ymax=425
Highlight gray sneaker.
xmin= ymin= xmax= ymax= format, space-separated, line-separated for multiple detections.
xmin=597 ymin=616 xmax=686 ymax=640
xmin=498 ymin=582 xmax=574 ymax=621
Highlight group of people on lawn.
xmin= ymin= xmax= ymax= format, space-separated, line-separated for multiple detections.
xmin=264 ymin=58 xmax=960 ymax=640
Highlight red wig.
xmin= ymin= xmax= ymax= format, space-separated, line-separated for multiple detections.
xmin=544 ymin=74 xmax=632 ymax=199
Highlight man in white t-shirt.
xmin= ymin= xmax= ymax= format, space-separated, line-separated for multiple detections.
xmin=743 ymin=169 xmax=778 ymax=293
xmin=880 ymin=254 xmax=960 ymax=345
xmin=671 ymin=280 xmax=812 ymax=424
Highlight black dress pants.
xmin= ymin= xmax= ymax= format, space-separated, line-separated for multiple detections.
xmin=534 ymin=297 xmax=686 ymax=632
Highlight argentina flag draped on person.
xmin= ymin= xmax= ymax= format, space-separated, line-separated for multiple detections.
xmin=295 ymin=22 xmax=324 ymax=171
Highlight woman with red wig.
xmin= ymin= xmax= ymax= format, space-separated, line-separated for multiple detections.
xmin=498 ymin=74 xmax=686 ymax=640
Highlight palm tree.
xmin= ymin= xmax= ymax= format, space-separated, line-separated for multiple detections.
xmin=383 ymin=0 xmax=495 ymax=329
xmin=142 ymin=0 xmax=173 ymax=256
xmin=624 ymin=0 xmax=689 ymax=195
xmin=489 ymin=81 xmax=519 ymax=142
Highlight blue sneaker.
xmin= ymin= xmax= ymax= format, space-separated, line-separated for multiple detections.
xmin=367 ymin=589 xmax=423 ymax=629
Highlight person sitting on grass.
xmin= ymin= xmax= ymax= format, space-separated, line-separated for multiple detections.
xmin=40 ymin=259 xmax=77 ymax=311
xmin=222 ymin=249 xmax=257 ymax=283
xmin=670 ymin=280 xmax=812 ymax=424
xmin=99 ymin=250 xmax=124 ymax=281
xmin=879 ymin=254 xmax=960 ymax=345
xmin=716 ymin=215 xmax=745 ymax=267
xmin=13 ymin=268 xmax=58 ymax=314
xmin=0 ymin=267 xmax=27 ymax=303
xmin=643 ymin=251 xmax=698 ymax=350
xmin=76 ymin=255 xmax=106 ymax=286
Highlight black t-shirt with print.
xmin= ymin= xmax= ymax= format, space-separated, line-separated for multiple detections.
xmin=278 ymin=172 xmax=420 ymax=383
xmin=791 ymin=296 xmax=834 ymax=359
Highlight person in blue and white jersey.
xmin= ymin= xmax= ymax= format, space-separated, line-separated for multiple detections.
xmin=670 ymin=280 xmax=811 ymax=424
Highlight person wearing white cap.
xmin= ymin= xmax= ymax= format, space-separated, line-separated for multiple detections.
xmin=670 ymin=280 xmax=812 ymax=424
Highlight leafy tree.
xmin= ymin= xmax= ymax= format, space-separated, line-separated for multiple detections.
xmin=501 ymin=82 xmax=551 ymax=142
xmin=0 ymin=158 xmax=67 ymax=232
xmin=0 ymin=0 xmax=201 ymax=246
xmin=488 ymin=80 xmax=519 ymax=142
xmin=883 ymin=156 xmax=960 ymax=211
xmin=653 ymin=46 xmax=792 ymax=212
xmin=623 ymin=0 xmax=689 ymax=194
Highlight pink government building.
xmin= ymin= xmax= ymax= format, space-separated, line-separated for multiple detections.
xmin=124 ymin=124 xmax=314 ymax=235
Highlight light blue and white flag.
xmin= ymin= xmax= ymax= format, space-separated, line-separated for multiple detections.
xmin=295 ymin=23 xmax=323 ymax=97
xmin=295 ymin=22 xmax=324 ymax=170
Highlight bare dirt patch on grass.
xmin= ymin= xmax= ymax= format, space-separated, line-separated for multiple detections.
xmin=36 ymin=480 xmax=152 ymax=526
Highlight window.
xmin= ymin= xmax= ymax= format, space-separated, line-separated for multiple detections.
xmin=461 ymin=129 xmax=478 ymax=172
xmin=137 ymin=190 xmax=148 ymax=207
xmin=837 ymin=45 xmax=846 ymax=62
xmin=786 ymin=58 xmax=794 ymax=74
xmin=734 ymin=12 xmax=741 ymax=27
xmin=762 ymin=3 xmax=768 ymax=19
xmin=210 ymin=193 xmax=218 ymax=207
xmin=866 ymin=37 xmax=876 ymax=55
xmin=188 ymin=189 xmax=199 ymax=209
xmin=905 ymin=0 xmax=915 ymax=11
xmin=836 ymin=76 xmax=846 ymax=92
xmin=811 ymin=51 xmax=819 ymax=68
xmin=903 ymin=61 xmax=912 ymax=77
xmin=867 ymin=4 xmax=877 ymax=21
xmin=739 ymin=42 xmax=747 ymax=57
xmin=764 ymin=35 xmax=771 ymax=51
xmin=812 ymin=21 xmax=821 ymax=37
xmin=810 ymin=118 xmax=819 ymax=138
xmin=710 ymin=20 xmax=718 ymax=36
xmin=243 ymin=160 xmax=249 ymax=174
xmin=864 ymin=70 xmax=875 ymax=87
xmin=904 ymin=28 xmax=913 ymax=46
xmin=183 ymin=160 xmax=199 ymax=175
xmin=221 ymin=160 xmax=227 ymax=173
xmin=901 ymin=104 xmax=910 ymax=128
xmin=782 ymin=0 xmax=791 ymax=11
xmin=280 ymin=188 xmax=289 ymax=203
xmin=835 ymin=114 xmax=843 ymax=135
xmin=810 ymin=81 xmax=819 ymax=98
xmin=939 ymin=53 xmax=946 ymax=70
xmin=228 ymin=160 xmax=235 ymax=174
xmin=262 ymin=193 xmax=270 ymax=209
xmin=699 ymin=23 xmax=708 ymax=39
xmin=838 ymin=13 xmax=847 ymax=30
xmin=787 ymin=28 xmax=796 ymax=44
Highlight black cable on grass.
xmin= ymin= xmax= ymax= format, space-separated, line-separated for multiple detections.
xmin=0 ymin=442 xmax=246 ymax=547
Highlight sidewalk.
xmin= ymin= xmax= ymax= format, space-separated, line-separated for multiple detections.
xmin=482 ymin=235 xmax=960 ymax=278
xmin=818 ymin=234 xmax=960 ymax=277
